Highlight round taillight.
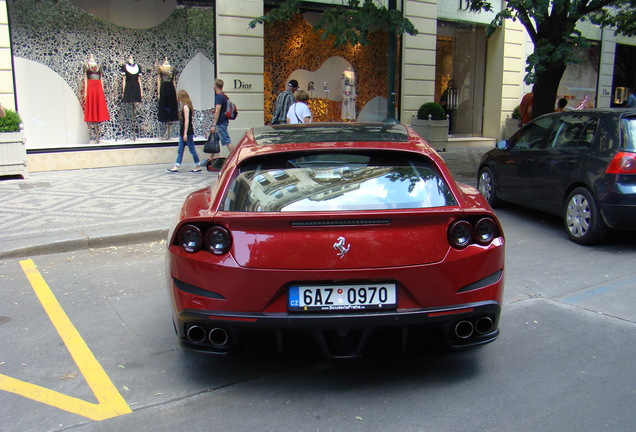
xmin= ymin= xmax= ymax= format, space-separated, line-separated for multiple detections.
xmin=177 ymin=224 xmax=202 ymax=253
xmin=606 ymin=152 xmax=636 ymax=174
xmin=618 ymin=154 xmax=636 ymax=172
xmin=474 ymin=218 xmax=497 ymax=245
xmin=448 ymin=220 xmax=473 ymax=248
xmin=205 ymin=226 xmax=232 ymax=255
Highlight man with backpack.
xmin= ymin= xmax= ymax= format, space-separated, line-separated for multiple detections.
xmin=206 ymin=79 xmax=233 ymax=171
xmin=210 ymin=78 xmax=233 ymax=153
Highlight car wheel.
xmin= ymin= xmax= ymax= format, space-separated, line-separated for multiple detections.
xmin=478 ymin=167 xmax=501 ymax=207
xmin=564 ymin=187 xmax=607 ymax=245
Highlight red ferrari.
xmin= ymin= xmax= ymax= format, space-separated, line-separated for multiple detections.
xmin=166 ymin=123 xmax=505 ymax=358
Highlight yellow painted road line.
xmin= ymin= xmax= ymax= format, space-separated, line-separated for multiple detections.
xmin=0 ymin=259 xmax=132 ymax=421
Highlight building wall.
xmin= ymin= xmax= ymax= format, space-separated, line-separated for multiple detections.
xmin=597 ymin=27 xmax=617 ymax=108
xmin=483 ymin=18 xmax=526 ymax=138
xmin=402 ymin=0 xmax=510 ymax=136
xmin=215 ymin=0 xmax=264 ymax=154
xmin=401 ymin=0 xmax=437 ymax=122
xmin=482 ymin=22 xmax=505 ymax=139
xmin=0 ymin=0 xmax=14 ymax=110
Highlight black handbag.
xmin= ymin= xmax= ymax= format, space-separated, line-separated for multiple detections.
xmin=203 ymin=133 xmax=220 ymax=154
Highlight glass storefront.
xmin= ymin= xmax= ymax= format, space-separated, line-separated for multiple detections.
xmin=435 ymin=21 xmax=486 ymax=137
xmin=558 ymin=41 xmax=600 ymax=109
xmin=611 ymin=44 xmax=636 ymax=107
xmin=263 ymin=12 xmax=391 ymax=124
xmin=8 ymin=0 xmax=216 ymax=149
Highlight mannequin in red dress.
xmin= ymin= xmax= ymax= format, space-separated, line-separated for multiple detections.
xmin=83 ymin=54 xmax=109 ymax=143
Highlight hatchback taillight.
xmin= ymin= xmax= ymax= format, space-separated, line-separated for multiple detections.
xmin=606 ymin=152 xmax=636 ymax=174
xmin=176 ymin=223 xmax=232 ymax=255
xmin=448 ymin=217 xmax=500 ymax=249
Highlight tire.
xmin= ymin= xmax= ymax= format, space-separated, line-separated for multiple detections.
xmin=478 ymin=167 xmax=501 ymax=207
xmin=564 ymin=187 xmax=607 ymax=245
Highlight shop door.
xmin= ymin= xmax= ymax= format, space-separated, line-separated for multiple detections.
xmin=435 ymin=22 xmax=486 ymax=136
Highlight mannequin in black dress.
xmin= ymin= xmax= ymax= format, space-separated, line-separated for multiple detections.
xmin=121 ymin=55 xmax=143 ymax=140
xmin=157 ymin=57 xmax=178 ymax=140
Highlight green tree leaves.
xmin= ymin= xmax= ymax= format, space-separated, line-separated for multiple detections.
xmin=249 ymin=0 xmax=418 ymax=47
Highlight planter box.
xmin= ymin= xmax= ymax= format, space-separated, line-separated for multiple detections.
xmin=410 ymin=118 xmax=449 ymax=151
xmin=0 ymin=131 xmax=28 ymax=179
xmin=504 ymin=118 xmax=521 ymax=139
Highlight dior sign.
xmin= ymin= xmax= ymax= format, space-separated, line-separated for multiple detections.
xmin=234 ymin=79 xmax=252 ymax=90
xmin=438 ymin=0 xmax=499 ymax=24
xmin=459 ymin=0 xmax=471 ymax=10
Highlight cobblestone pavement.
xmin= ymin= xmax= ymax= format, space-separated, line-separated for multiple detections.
xmin=439 ymin=145 xmax=492 ymax=183
xmin=0 ymin=165 xmax=214 ymax=257
xmin=0 ymin=144 xmax=493 ymax=258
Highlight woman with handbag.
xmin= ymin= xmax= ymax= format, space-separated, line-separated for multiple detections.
xmin=166 ymin=90 xmax=201 ymax=173
xmin=286 ymin=90 xmax=312 ymax=124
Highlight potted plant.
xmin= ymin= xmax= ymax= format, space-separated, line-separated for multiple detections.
xmin=0 ymin=108 xmax=27 ymax=178
xmin=504 ymin=105 xmax=522 ymax=139
xmin=410 ymin=102 xmax=449 ymax=151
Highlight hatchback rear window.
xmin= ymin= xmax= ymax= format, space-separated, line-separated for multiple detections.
xmin=622 ymin=117 xmax=636 ymax=151
xmin=222 ymin=151 xmax=457 ymax=212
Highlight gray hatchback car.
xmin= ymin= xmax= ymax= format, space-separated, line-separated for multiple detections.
xmin=478 ymin=109 xmax=636 ymax=245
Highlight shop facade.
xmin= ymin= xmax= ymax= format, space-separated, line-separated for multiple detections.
xmin=1 ymin=0 xmax=636 ymax=172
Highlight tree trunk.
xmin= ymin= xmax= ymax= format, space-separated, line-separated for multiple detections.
xmin=532 ymin=64 xmax=567 ymax=119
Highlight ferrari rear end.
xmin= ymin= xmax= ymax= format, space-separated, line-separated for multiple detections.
xmin=166 ymin=124 xmax=504 ymax=358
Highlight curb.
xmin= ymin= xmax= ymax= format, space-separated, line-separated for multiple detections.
xmin=0 ymin=227 xmax=169 ymax=259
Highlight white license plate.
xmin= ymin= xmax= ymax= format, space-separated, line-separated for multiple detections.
xmin=288 ymin=283 xmax=397 ymax=311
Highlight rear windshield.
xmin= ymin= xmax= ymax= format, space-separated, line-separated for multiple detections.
xmin=622 ymin=117 xmax=636 ymax=151
xmin=221 ymin=151 xmax=457 ymax=212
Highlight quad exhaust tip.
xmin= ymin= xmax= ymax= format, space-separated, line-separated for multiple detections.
xmin=454 ymin=316 xmax=494 ymax=339
xmin=209 ymin=327 xmax=230 ymax=346
xmin=186 ymin=325 xmax=207 ymax=344
xmin=186 ymin=325 xmax=231 ymax=347
xmin=475 ymin=316 xmax=494 ymax=335
xmin=454 ymin=320 xmax=474 ymax=339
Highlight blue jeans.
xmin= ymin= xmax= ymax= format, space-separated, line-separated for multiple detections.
xmin=215 ymin=123 xmax=231 ymax=146
xmin=176 ymin=133 xmax=200 ymax=166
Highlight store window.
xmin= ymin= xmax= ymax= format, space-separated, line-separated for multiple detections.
xmin=611 ymin=44 xmax=636 ymax=107
xmin=8 ymin=0 xmax=215 ymax=148
xmin=263 ymin=12 xmax=394 ymax=124
xmin=435 ymin=21 xmax=486 ymax=137
xmin=557 ymin=41 xmax=600 ymax=109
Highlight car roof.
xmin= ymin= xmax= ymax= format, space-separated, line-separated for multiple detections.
xmin=251 ymin=123 xmax=410 ymax=146
xmin=233 ymin=123 xmax=434 ymax=164
xmin=537 ymin=108 xmax=636 ymax=119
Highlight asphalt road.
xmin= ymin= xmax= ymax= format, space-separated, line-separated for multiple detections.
xmin=1 ymin=204 xmax=635 ymax=432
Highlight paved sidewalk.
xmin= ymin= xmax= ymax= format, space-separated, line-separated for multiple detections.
xmin=0 ymin=164 xmax=213 ymax=258
xmin=0 ymin=144 xmax=493 ymax=259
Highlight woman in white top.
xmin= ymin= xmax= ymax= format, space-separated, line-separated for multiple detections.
xmin=286 ymin=90 xmax=312 ymax=124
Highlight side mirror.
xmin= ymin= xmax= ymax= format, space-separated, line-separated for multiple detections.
xmin=496 ymin=140 xmax=509 ymax=150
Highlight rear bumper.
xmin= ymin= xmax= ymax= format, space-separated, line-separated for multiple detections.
xmin=601 ymin=203 xmax=636 ymax=230
xmin=174 ymin=301 xmax=501 ymax=358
